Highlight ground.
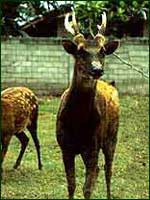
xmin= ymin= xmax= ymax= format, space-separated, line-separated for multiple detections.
xmin=1 ymin=95 xmax=149 ymax=199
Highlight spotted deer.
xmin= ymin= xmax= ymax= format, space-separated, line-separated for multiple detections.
xmin=1 ymin=87 xmax=42 ymax=171
xmin=56 ymin=10 xmax=120 ymax=199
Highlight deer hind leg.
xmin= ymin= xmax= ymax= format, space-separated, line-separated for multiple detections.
xmin=1 ymin=134 xmax=12 ymax=172
xmin=13 ymin=132 xmax=29 ymax=169
xmin=62 ymin=152 xmax=76 ymax=199
xmin=81 ymin=149 xmax=100 ymax=199
xmin=27 ymin=109 xmax=42 ymax=170
xmin=103 ymin=137 xmax=117 ymax=199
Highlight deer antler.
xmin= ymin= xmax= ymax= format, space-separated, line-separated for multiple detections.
xmin=89 ymin=12 xmax=107 ymax=50
xmin=89 ymin=18 xmax=95 ymax=39
xmin=95 ymin=12 xmax=107 ymax=50
xmin=97 ymin=12 xmax=107 ymax=35
xmin=64 ymin=9 xmax=86 ymax=49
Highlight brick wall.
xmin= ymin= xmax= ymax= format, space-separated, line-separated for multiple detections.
xmin=1 ymin=37 xmax=149 ymax=96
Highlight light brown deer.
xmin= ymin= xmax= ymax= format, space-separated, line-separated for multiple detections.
xmin=1 ymin=87 xmax=42 ymax=171
xmin=56 ymin=10 xmax=119 ymax=199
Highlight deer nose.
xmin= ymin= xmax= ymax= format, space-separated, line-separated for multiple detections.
xmin=90 ymin=66 xmax=104 ymax=79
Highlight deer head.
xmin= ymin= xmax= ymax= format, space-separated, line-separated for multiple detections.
xmin=63 ymin=9 xmax=119 ymax=90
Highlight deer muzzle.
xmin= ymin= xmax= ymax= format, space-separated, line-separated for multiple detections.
xmin=87 ymin=65 xmax=104 ymax=79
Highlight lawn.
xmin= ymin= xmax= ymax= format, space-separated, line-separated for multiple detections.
xmin=1 ymin=95 xmax=149 ymax=199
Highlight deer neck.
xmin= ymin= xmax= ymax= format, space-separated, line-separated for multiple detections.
xmin=70 ymin=64 xmax=97 ymax=99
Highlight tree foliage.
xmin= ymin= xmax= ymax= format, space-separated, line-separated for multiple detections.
xmin=74 ymin=0 xmax=149 ymax=37
xmin=1 ymin=0 xmax=149 ymax=37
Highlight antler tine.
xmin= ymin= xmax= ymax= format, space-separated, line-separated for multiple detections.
xmin=95 ymin=12 xmax=107 ymax=50
xmin=72 ymin=9 xmax=79 ymax=35
xmin=64 ymin=9 xmax=79 ymax=36
xmin=89 ymin=19 xmax=95 ymax=39
xmin=64 ymin=8 xmax=86 ymax=49
xmin=64 ymin=12 xmax=75 ymax=35
xmin=97 ymin=12 xmax=107 ymax=34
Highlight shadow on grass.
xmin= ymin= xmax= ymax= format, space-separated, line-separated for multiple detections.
xmin=2 ymin=167 xmax=47 ymax=184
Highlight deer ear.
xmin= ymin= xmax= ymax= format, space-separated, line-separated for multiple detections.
xmin=103 ymin=41 xmax=119 ymax=55
xmin=62 ymin=40 xmax=77 ymax=55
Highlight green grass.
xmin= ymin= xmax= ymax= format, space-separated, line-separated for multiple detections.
xmin=1 ymin=95 xmax=149 ymax=199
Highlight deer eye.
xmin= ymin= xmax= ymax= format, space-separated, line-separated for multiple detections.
xmin=99 ymin=47 xmax=106 ymax=56
xmin=78 ymin=66 xmax=83 ymax=71
xmin=79 ymin=65 xmax=86 ymax=71
xmin=98 ymin=51 xmax=105 ymax=59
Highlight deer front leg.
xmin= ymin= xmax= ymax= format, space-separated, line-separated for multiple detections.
xmin=62 ymin=151 xmax=76 ymax=199
xmin=81 ymin=149 xmax=99 ymax=199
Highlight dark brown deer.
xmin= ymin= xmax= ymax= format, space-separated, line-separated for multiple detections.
xmin=56 ymin=10 xmax=120 ymax=199
xmin=1 ymin=87 xmax=42 ymax=171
